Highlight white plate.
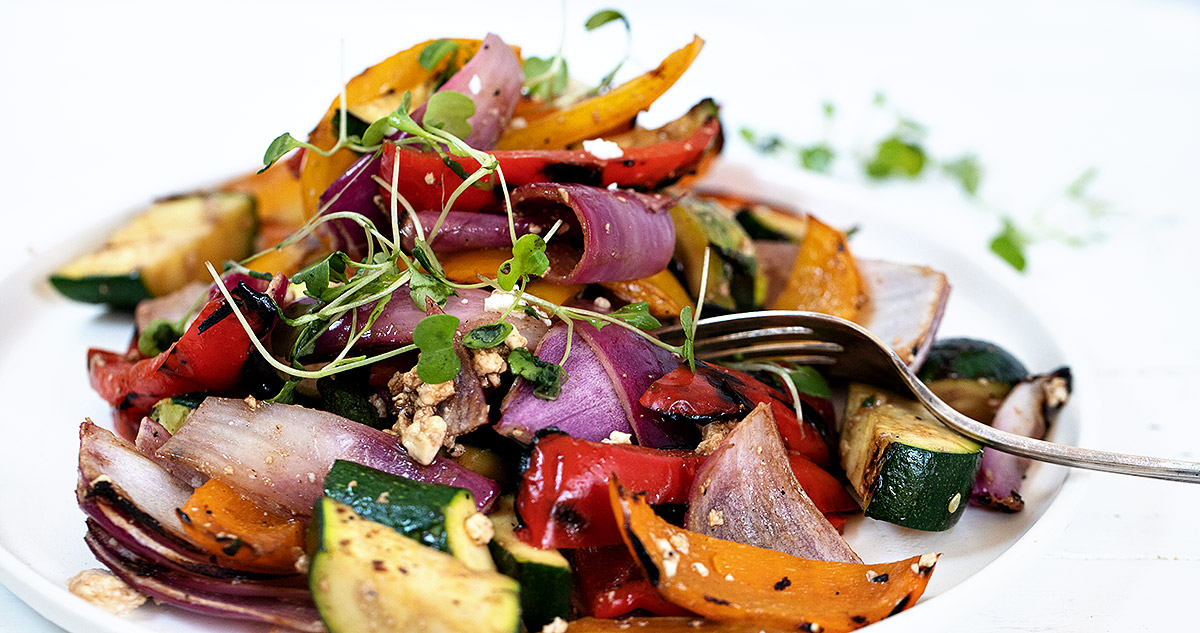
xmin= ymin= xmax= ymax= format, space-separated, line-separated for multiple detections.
xmin=0 ymin=157 xmax=1085 ymax=633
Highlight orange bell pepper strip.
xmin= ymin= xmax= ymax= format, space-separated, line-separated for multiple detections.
xmin=601 ymin=268 xmax=693 ymax=319
xmin=770 ymin=215 xmax=867 ymax=321
xmin=437 ymin=247 xmax=584 ymax=305
xmin=609 ymin=478 xmax=938 ymax=633
xmin=567 ymin=617 xmax=794 ymax=633
xmin=175 ymin=479 xmax=307 ymax=574
xmin=298 ymin=38 xmax=484 ymax=220
xmin=495 ymin=36 xmax=705 ymax=151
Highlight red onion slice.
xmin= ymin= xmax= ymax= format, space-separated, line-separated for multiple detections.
xmin=157 ymin=397 xmax=499 ymax=516
xmin=85 ymin=527 xmax=323 ymax=632
xmin=685 ymin=403 xmax=860 ymax=563
xmin=973 ymin=368 xmax=1072 ymax=512
xmin=857 ymin=259 xmax=951 ymax=367
xmin=511 ymin=183 xmax=677 ymax=284
xmin=497 ymin=321 xmax=694 ymax=447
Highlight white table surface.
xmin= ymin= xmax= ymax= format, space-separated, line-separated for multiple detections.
xmin=2 ymin=0 xmax=1198 ymax=631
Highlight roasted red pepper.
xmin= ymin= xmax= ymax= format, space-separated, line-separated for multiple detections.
xmin=88 ymin=283 xmax=279 ymax=438
xmin=787 ymin=453 xmax=860 ymax=532
xmin=516 ymin=433 xmax=703 ymax=549
xmin=640 ymin=362 xmax=833 ymax=467
xmin=377 ymin=107 xmax=720 ymax=213
xmin=574 ymin=545 xmax=694 ymax=618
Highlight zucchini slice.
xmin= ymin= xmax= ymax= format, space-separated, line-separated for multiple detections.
xmin=669 ymin=196 xmax=766 ymax=311
xmin=322 ymin=459 xmax=495 ymax=571
xmin=917 ymin=338 xmax=1029 ymax=423
xmin=488 ymin=496 xmax=571 ymax=630
xmin=50 ymin=192 xmax=257 ymax=307
xmin=840 ymin=383 xmax=982 ymax=531
xmin=309 ymin=497 xmax=520 ymax=633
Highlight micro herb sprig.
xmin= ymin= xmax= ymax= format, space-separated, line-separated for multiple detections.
xmin=585 ymin=9 xmax=632 ymax=94
xmin=523 ymin=4 xmax=570 ymax=100
xmin=724 ymin=360 xmax=824 ymax=438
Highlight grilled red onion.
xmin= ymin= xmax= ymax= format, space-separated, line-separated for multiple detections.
xmin=497 ymin=321 xmax=693 ymax=447
xmin=857 ymin=259 xmax=951 ymax=367
xmin=685 ymin=403 xmax=860 ymax=563
xmin=320 ymin=33 xmax=522 ymax=254
xmin=85 ymin=527 xmax=322 ymax=632
xmin=973 ymin=368 xmax=1072 ymax=512
xmin=511 ymin=183 xmax=677 ymax=284
xmin=156 ymin=397 xmax=499 ymax=515
xmin=402 ymin=210 xmax=537 ymax=253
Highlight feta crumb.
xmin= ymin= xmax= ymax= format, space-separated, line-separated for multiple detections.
xmin=668 ymin=531 xmax=690 ymax=555
xmin=67 ymin=569 xmax=146 ymax=616
xmin=592 ymin=296 xmax=612 ymax=310
xmin=541 ymin=617 xmax=569 ymax=633
xmin=468 ymin=74 xmax=483 ymax=95
xmin=725 ymin=573 xmax=735 ymax=581
xmin=416 ymin=379 xmax=456 ymax=407
xmin=653 ymin=536 xmax=680 ymax=578
xmin=601 ymin=430 xmax=632 ymax=445
xmin=473 ymin=349 xmax=507 ymax=377
xmin=691 ymin=562 xmax=709 ymax=577
xmin=402 ymin=414 xmax=447 ymax=465
xmin=504 ymin=327 xmax=528 ymax=350
xmin=582 ymin=138 xmax=624 ymax=160
xmin=708 ymin=509 xmax=725 ymax=527
xmin=464 ymin=512 xmax=495 ymax=545
xmin=510 ymin=116 xmax=527 ymax=129
xmin=607 ymin=182 xmax=619 ymax=190
xmin=918 ymin=552 xmax=939 ymax=570
xmin=484 ymin=290 xmax=519 ymax=313
xmin=866 ymin=570 xmax=879 ymax=582
xmin=424 ymin=172 xmax=436 ymax=185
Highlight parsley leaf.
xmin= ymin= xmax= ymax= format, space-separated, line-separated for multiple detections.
xmin=498 ymin=233 xmax=550 ymax=291
xmin=588 ymin=301 xmax=661 ymax=331
xmin=413 ymin=314 xmax=461 ymax=384
xmin=408 ymin=267 xmax=457 ymax=309
xmin=800 ymin=144 xmax=835 ymax=173
xmin=463 ymin=322 xmax=514 ymax=349
xmin=865 ymin=136 xmax=927 ymax=179
xmin=509 ymin=347 xmax=568 ymax=400
xmin=585 ymin=9 xmax=628 ymax=30
xmin=989 ymin=219 xmax=1028 ymax=272
xmin=423 ymin=91 xmax=475 ymax=140
xmin=419 ymin=39 xmax=462 ymax=71
xmin=942 ymin=154 xmax=982 ymax=196
xmin=293 ymin=252 xmax=353 ymax=301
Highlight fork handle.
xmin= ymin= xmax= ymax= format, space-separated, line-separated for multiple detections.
xmin=906 ymin=379 xmax=1200 ymax=483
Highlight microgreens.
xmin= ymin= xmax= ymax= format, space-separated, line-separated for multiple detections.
xmin=463 ymin=322 xmax=514 ymax=349
xmin=418 ymin=39 xmax=462 ymax=71
xmin=498 ymin=233 xmax=550 ymax=291
xmin=585 ymin=9 xmax=632 ymax=93
xmin=508 ymin=347 xmax=568 ymax=400
xmin=585 ymin=301 xmax=660 ymax=331
xmin=412 ymin=313 xmax=461 ymax=384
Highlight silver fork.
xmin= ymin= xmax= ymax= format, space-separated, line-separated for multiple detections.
xmin=655 ymin=310 xmax=1200 ymax=483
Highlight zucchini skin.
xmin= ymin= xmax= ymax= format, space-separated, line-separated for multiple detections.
xmin=49 ymin=272 xmax=150 ymax=308
xmin=488 ymin=497 xmax=571 ymax=629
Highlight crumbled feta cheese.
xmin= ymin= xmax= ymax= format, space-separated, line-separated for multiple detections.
xmin=601 ymin=430 xmax=632 ymax=445
xmin=668 ymin=532 xmax=690 ymax=555
xmin=424 ymin=172 xmax=436 ymax=185
xmin=509 ymin=116 xmax=527 ymax=130
xmin=691 ymin=562 xmax=709 ymax=577
xmin=707 ymin=508 xmax=725 ymax=527
xmin=582 ymin=138 xmax=624 ymax=160
xmin=504 ymin=327 xmax=528 ymax=350
xmin=67 ymin=569 xmax=146 ymax=615
xmin=464 ymin=512 xmax=495 ymax=545
xmin=696 ymin=421 xmax=736 ymax=455
xmin=484 ymin=290 xmax=519 ymax=313
xmin=473 ymin=350 xmax=507 ymax=376
xmin=541 ymin=617 xmax=569 ymax=633
xmin=592 ymin=296 xmax=612 ymax=310
xmin=653 ymin=536 xmax=680 ymax=578
xmin=401 ymin=414 xmax=447 ymax=465
xmin=416 ymin=379 xmax=456 ymax=407
xmin=468 ymin=74 xmax=483 ymax=95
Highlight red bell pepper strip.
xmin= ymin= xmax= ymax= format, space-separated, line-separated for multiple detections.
xmin=515 ymin=432 xmax=703 ymax=549
xmin=377 ymin=114 xmax=720 ymax=213
xmin=574 ymin=545 xmax=694 ymax=618
xmin=640 ymin=363 xmax=834 ymax=467
xmin=88 ymin=283 xmax=279 ymax=438
xmin=787 ymin=453 xmax=860 ymax=532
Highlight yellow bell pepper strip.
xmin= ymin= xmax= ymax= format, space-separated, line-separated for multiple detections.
xmin=175 ymin=479 xmax=307 ymax=575
xmin=601 ymin=268 xmax=692 ymax=318
xmin=608 ymin=478 xmax=938 ymax=633
xmin=438 ymin=247 xmax=585 ymax=305
xmin=495 ymin=36 xmax=705 ymax=151
xmin=769 ymin=215 xmax=867 ymax=321
xmin=298 ymin=38 xmax=484 ymax=220
xmin=222 ymin=157 xmax=328 ymax=276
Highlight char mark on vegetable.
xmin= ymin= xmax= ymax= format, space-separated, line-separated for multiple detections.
xmin=542 ymin=162 xmax=604 ymax=186
xmin=887 ymin=594 xmax=912 ymax=617
xmin=703 ymin=595 xmax=731 ymax=606
xmin=774 ymin=576 xmax=792 ymax=590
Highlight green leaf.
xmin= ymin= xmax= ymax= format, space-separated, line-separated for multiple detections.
xmin=260 ymin=133 xmax=302 ymax=172
xmin=409 ymin=267 xmax=457 ymax=309
xmin=799 ymin=144 xmax=835 ymax=173
xmin=137 ymin=318 xmax=184 ymax=357
xmin=508 ymin=347 xmax=568 ymax=400
xmin=463 ymin=322 xmax=514 ymax=349
xmin=822 ymin=101 xmax=836 ymax=118
xmin=423 ymin=91 xmax=475 ymax=140
xmin=989 ymin=219 xmax=1028 ymax=272
xmin=413 ymin=314 xmax=461 ymax=384
xmin=524 ymin=56 xmax=570 ymax=100
xmin=418 ymin=39 xmax=462 ymax=71
xmin=498 ymin=233 xmax=550 ymax=291
xmin=679 ymin=305 xmax=696 ymax=370
xmin=865 ymin=136 xmax=927 ymax=180
xmin=942 ymin=155 xmax=982 ymax=196
xmin=585 ymin=9 xmax=628 ymax=30
xmin=293 ymin=252 xmax=353 ymax=301
xmin=1066 ymin=167 xmax=1098 ymax=199
xmin=784 ymin=366 xmax=833 ymax=399
xmin=592 ymin=302 xmax=661 ymax=331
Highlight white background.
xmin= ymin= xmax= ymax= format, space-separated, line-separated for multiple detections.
xmin=2 ymin=0 xmax=1198 ymax=631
